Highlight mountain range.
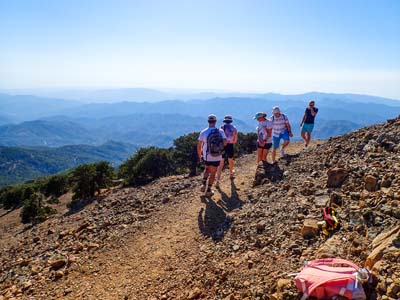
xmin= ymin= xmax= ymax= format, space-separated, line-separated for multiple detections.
xmin=1 ymin=90 xmax=399 ymax=186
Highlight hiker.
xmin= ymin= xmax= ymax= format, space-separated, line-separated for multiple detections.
xmin=197 ymin=114 xmax=227 ymax=196
xmin=216 ymin=115 xmax=238 ymax=187
xmin=254 ymin=112 xmax=272 ymax=163
xmin=271 ymin=106 xmax=293 ymax=162
xmin=300 ymin=100 xmax=318 ymax=148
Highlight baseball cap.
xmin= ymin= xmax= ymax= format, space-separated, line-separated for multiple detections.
xmin=272 ymin=106 xmax=280 ymax=113
xmin=207 ymin=114 xmax=217 ymax=122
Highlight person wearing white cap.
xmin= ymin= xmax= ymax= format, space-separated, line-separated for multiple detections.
xmin=254 ymin=112 xmax=273 ymax=163
xmin=197 ymin=114 xmax=227 ymax=196
xmin=271 ymin=106 xmax=293 ymax=162
xmin=216 ymin=115 xmax=238 ymax=187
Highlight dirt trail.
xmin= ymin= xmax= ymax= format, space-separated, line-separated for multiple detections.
xmin=60 ymin=155 xmax=259 ymax=299
xmin=52 ymin=144 xmax=305 ymax=300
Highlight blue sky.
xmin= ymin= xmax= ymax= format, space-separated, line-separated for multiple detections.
xmin=0 ymin=0 xmax=399 ymax=98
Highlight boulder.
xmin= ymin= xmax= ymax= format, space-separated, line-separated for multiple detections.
xmin=301 ymin=219 xmax=319 ymax=239
xmin=326 ymin=167 xmax=348 ymax=188
xmin=364 ymin=175 xmax=378 ymax=192
xmin=366 ymin=226 xmax=400 ymax=269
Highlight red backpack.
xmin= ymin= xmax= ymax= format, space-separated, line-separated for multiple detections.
xmin=295 ymin=258 xmax=368 ymax=300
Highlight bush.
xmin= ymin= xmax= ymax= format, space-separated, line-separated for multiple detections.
xmin=72 ymin=161 xmax=114 ymax=200
xmin=173 ymin=132 xmax=201 ymax=176
xmin=42 ymin=174 xmax=70 ymax=197
xmin=20 ymin=192 xmax=57 ymax=224
xmin=119 ymin=147 xmax=176 ymax=186
xmin=235 ymin=132 xmax=258 ymax=157
xmin=0 ymin=184 xmax=37 ymax=210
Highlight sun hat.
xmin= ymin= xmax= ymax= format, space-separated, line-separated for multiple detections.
xmin=253 ymin=112 xmax=267 ymax=120
xmin=207 ymin=114 xmax=217 ymax=122
xmin=272 ymin=106 xmax=280 ymax=113
xmin=223 ymin=115 xmax=233 ymax=123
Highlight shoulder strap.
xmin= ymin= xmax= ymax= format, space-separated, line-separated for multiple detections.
xmin=307 ymin=258 xmax=359 ymax=270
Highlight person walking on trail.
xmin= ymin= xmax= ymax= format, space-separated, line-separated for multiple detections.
xmin=300 ymin=100 xmax=318 ymax=148
xmin=198 ymin=114 xmax=227 ymax=196
xmin=271 ymin=106 xmax=293 ymax=162
xmin=216 ymin=115 xmax=238 ymax=187
xmin=254 ymin=112 xmax=272 ymax=163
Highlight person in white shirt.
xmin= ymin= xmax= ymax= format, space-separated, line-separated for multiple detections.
xmin=254 ymin=112 xmax=273 ymax=163
xmin=216 ymin=115 xmax=238 ymax=187
xmin=197 ymin=114 xmax=227 ymax=196
xmin=271 ymin=106 xmax=293 ymax=163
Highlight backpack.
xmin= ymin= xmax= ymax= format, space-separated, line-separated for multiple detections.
xmin=207 ymin=128 xmax=224 ymax=157
xmin=322 ymin=207 xmax=339 ymax=236
xmin=222 ymin=124 xmax=236 ymax=142
xmin=295 ymin=258 xmax=368 ymax=300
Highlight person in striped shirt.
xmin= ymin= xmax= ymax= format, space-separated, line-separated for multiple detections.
xmin=271 ymin=106 xmax=293 ymax=162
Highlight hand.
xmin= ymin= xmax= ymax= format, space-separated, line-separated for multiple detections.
xmin=289 ymin=132 xmax=293 ymax=137
xmin=258 ymin=140 xmax=266 ymax=147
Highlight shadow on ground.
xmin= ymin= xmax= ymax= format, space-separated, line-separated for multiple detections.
xmin=217 ymin=179 xmax=243 ymax=212
xmin=198 ymin=196 xmax=232 ymax=241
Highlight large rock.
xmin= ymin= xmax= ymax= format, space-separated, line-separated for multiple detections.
xmin=366 ymin=226 xmax=400 ymax=269
xmin=364 ymin=174 xmax=378 ymax=192
xmin=326 ymin=167 xmax=348 ymax=188
xmin=301 ymin=219 xmax=319 ymax=239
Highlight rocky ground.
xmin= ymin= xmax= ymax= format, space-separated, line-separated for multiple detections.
xmin=1 ymin=116 xmax=399 ymax=300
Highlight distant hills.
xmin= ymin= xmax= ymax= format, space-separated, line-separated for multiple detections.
xmin=0 ymin=141 xmax=136 ymax=187
xmin=1 ymin=90 xmax=399 ymax=186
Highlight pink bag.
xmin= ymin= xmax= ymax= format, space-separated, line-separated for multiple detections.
xmin=295 ymin=258 xmax=367 ymax=300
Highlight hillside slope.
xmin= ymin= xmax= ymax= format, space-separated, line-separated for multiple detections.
xmin=0 ymin=117 xmax=399 ymax=300
xmin=0 ymin=141 xmax=137 ymax=187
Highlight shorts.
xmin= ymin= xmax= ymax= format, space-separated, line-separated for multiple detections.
xmin=273 ymin=130 xmax=290 ymax=149
xmin=204 ymin=161 xmax=220 ymax=167
xmin=257 ymin=142 xmax=272 ymax=150
xmin=301 ymin=123 xmax=314 ymax=133
xmin=223 ymin=143 xmax=234 ymax=159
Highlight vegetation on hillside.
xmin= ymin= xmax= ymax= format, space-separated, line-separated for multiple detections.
xmin=0 ymin=132 xmax=257 ymax=224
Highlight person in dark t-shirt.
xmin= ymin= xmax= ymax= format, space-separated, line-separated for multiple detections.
xmin=300 ymin=100 xmax=318 ymax=148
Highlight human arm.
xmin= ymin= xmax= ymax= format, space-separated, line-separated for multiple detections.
xmin=197 ymin=140 xmax=204 ymax=162
xmin=286 ymin=120 xmax=293 ymax=137
xmin=300 ymin=113 xmax=306 ymax=127
xmin=310 ymin=107 xmax=318 ymax=117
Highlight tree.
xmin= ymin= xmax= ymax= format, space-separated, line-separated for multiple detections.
xmin=173 ymin=132 xmax=201 ymax=176
xmin=119 ymin=147 xmax=176 ymax=186
xmin=42 ymin=174 xmax=70 ymax=197
xmin=72 ymin=161 xmax=114 ymax=200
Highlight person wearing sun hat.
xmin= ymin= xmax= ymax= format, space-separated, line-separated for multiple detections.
xmin=197 ymin=114 xmax=227 ymax=196
xmin=271 ymin=106 xmax=293 ymax=162
xmin=216 ymin=115 xmax=238 ymax=187
xmin=254 ymin=112 xmax=273 ymax=163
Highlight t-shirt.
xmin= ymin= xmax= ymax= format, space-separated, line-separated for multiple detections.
xmin=221 ymin=124 xmax=237 ymax=144
xmin=304 ymin=107 xmax=319 ymax=124
xmin=257 ymin=119 xmax=273 ymax=143
xmin=198 ymin=127 xmax=227 ymax=162
xmin=272 ymin=114 xmax=289 ymax=137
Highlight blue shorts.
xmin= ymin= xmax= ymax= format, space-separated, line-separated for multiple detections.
xmin=273 ymin=130 xmax=290 ymax=149
xmin=302 ymin=123 xmax=314 ymax=133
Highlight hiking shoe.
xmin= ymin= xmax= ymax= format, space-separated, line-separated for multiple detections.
xmin=215 ymin=181 xmax=220 ymax=188
xmin=205 ymin=189 xmax=214 ymax=197
xmin=280 ymin=149 xmax=286 ymax=157
xmin=200 ymin=184 xmax=206 ymax=192
xmin=230 ymin=173 xmax=235 ymax=180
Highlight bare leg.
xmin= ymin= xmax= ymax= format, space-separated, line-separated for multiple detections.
xmin=228 ymin=158 xmax=234 ymax=177
xmin=272 ymin=148 xmax=277 ymax=162
xmin=301 ymin=131 xmax=307 ymax=144
xmin=257 ymin=148 xmax=263 ymax=163
xmin=262 ymin=149 xmax=269 ymax=162
xmin=306 ymin=132 xmax=311 ymax=146
xmin=216 ymin=159 xmax=224 ymax=181
xmin=282 ymin=140 xmax=290 ymax=150
xmin=208 ymin=166 xmax=218 ymax=186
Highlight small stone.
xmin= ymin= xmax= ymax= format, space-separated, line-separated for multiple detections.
xmin=365 ymin=175 xmax=378 ymax=192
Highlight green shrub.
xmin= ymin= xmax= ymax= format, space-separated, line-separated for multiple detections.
xmin=173 ymin=132 xmax=201 ymax=176
xmin=42 ymin=174 xmax=70 ymax=197
xmin=119 ymin=147 xmax=176 ymax=186
xmin=72 ymin=161 xmax=114 ymax=200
